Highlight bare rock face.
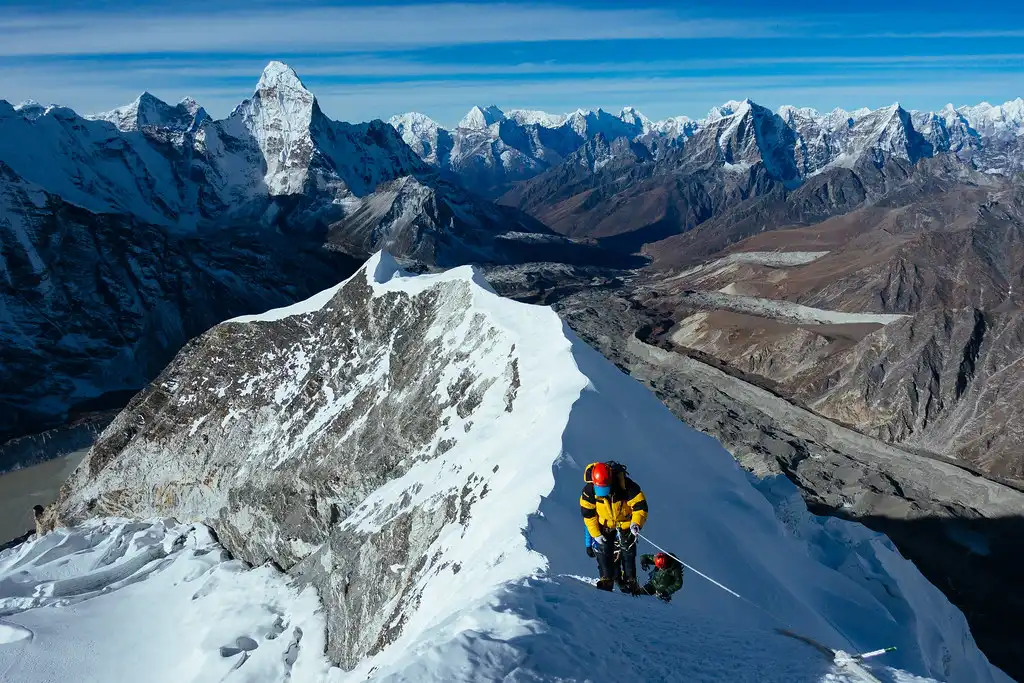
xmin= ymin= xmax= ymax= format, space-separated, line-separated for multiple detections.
xmin=805 ymin=310 xmax=1024 ymax=478
xmin=638 ymin=173 xmax=1024 ymax=478
xmin=0 ymin=161 xmax=358 ymax=446
xmin=52 ymin=253 xmax=546 ymax=668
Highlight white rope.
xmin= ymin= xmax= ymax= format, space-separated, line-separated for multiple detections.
xmin=636 ymin=532 xmax=741 ymax=599
xmin=637 ymin=531 xmax=896 ymax=668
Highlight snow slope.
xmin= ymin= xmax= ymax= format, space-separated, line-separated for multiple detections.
xmin=0 ymin=519 xmax=331 ymax=683
xmin=44 ymin=253 xmax=1008 ymax=682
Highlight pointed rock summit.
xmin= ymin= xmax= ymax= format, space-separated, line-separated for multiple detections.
xmin=458 ymin=105 xmax=504 ymax=129
xmin=227 ymin=61 xmax=324 ymax=195
xmin=89 ymin=91 xmax=206 ymax=133
xmin=257 ymin=61 xmax=311 ymax=97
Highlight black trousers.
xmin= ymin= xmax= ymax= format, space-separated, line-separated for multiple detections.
xmin=595 ymin=529 xmax=637 ymax=585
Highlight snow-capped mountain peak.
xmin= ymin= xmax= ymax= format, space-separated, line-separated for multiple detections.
xmin=218 ymin=61 xmax=324 ymax=195
xmin=389 ymin=111 xmax=441 ymax=130
xmin=12 ymin=99 xmax=47 ymax=120
xmin=256 ymin=60 xmax=309 ymax=97
xmin=959 ymin=97 xmax=1024 ymax=137
xmin=458 ymin=104 xmax=505 ymax=129
xmin=777 ymin=104 xmax=822 ymax=123
xmin=88 ymin=91 xmax=208 ymax=133
xmin=505 ymin=108 xmax=568 ymax=128
xmin=178 ymin=96 xmax=204 ymax=116
xmin=707 ymin=98 xmax=753 ymax=121
xmin=618 ymin=105 xmax=651 ymax=128
xmin=387 ymin=111 xmax=452 ymax=165
xmin=650 ymin=114 xmax=699 ymax=139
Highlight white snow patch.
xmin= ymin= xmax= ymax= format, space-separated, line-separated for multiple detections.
xmin=0 ymin=519 xmax=333 ymax=683
xmin=723 ymin=160 xmax=753 ymax=173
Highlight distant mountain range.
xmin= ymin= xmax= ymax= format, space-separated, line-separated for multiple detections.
xmin=0 ymin=61 xmax=616 ymax=447
xmin=391 ymin=98 xmax=1024 ymax=197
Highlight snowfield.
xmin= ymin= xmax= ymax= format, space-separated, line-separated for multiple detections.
xmin=6 ymin=254 xmax=1010 ymax=683
xmin=0 ymin=519 xmax=331 ymax=683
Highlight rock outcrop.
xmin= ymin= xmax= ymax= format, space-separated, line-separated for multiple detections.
xmin=804 ymin=309 xmax=1024 ymax=478
xmin=53 ymin=253 xmax=561 ymax=667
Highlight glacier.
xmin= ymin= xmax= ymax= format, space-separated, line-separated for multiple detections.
xmin=9 ymin=253 xmax=1010 ymax=682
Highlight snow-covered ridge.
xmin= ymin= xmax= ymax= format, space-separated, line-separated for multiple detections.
xmin=505 ymin=108 xmax=568 ymax=128
xmin=390 ymin=95 xmax=1024 ymax=192
xmin=49 ymin=252 xmax=1010 ymax=682
xmin=404 ymin=97 xmax=1023 ymax=142
xmin=88 ymin=92 xmax=208 ymax=133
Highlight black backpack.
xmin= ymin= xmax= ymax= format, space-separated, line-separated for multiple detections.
xmin=606 ymin=460 xmax=629 ymax=478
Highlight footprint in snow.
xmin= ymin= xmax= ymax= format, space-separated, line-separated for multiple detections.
xmin=219 ymin=636 xmax=259 ymax=658
xmin=0 ymin=622 xmax=32 ymax=645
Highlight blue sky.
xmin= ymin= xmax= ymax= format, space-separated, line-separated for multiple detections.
xmin=1 ymin=0 xmax=1022 ymax=126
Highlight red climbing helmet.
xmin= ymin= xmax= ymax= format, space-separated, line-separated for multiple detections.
xmin=654 ymin=553 xmax=669 ymax=570
xmin=591 ymin=462 xmax=612 ymax=487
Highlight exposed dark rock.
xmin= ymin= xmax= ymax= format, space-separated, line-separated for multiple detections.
xmin=51 ymin=255 xmax=542 ymax=668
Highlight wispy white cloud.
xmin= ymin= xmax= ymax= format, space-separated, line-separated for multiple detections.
xmin=857 ymin=29 xmax=1024 ymax=39
xmin=5 ymin=52 xmax=1023 ymax=83
xmin=4 ymin=58 xmax=1023 ymax=126
xmin=0 ymin=4 xmax=796 ymax=56
xmin=186 ymin=74 xmax=1024 ymax=125
xmin=1 ymin=3 xmax=1020 ymax=125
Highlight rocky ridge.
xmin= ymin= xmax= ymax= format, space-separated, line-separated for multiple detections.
xmin=50 ymin=252 xmax=582 ymax=669
xmin=46 ymin=253 xmax=1011 ymax=682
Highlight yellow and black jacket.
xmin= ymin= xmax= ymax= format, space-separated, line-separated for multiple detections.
xmin=579 ymin=462 xmax=648 ymax=539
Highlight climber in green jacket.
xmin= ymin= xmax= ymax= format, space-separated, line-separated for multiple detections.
xmin=640 ymin=551 xmax=684 ymax=602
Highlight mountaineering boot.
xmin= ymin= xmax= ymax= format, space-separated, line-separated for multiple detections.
xmin=596 ymin=577 xmax=614 ymax=591
xmin=619 ymin=578 xmax=642 ymax=596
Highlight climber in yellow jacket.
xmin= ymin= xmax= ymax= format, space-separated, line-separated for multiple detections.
xmin=580 ymin=461 xmax=648 ymax=594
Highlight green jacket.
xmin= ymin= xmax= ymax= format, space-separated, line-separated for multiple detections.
xmin=641 ymin=553 xmax=683 ymax=595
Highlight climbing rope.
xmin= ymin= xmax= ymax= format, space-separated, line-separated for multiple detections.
xmin=637 ymin=532 xmax=741 ymax=598
xmin=635 ymin=530 xmax=893 ymax=669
